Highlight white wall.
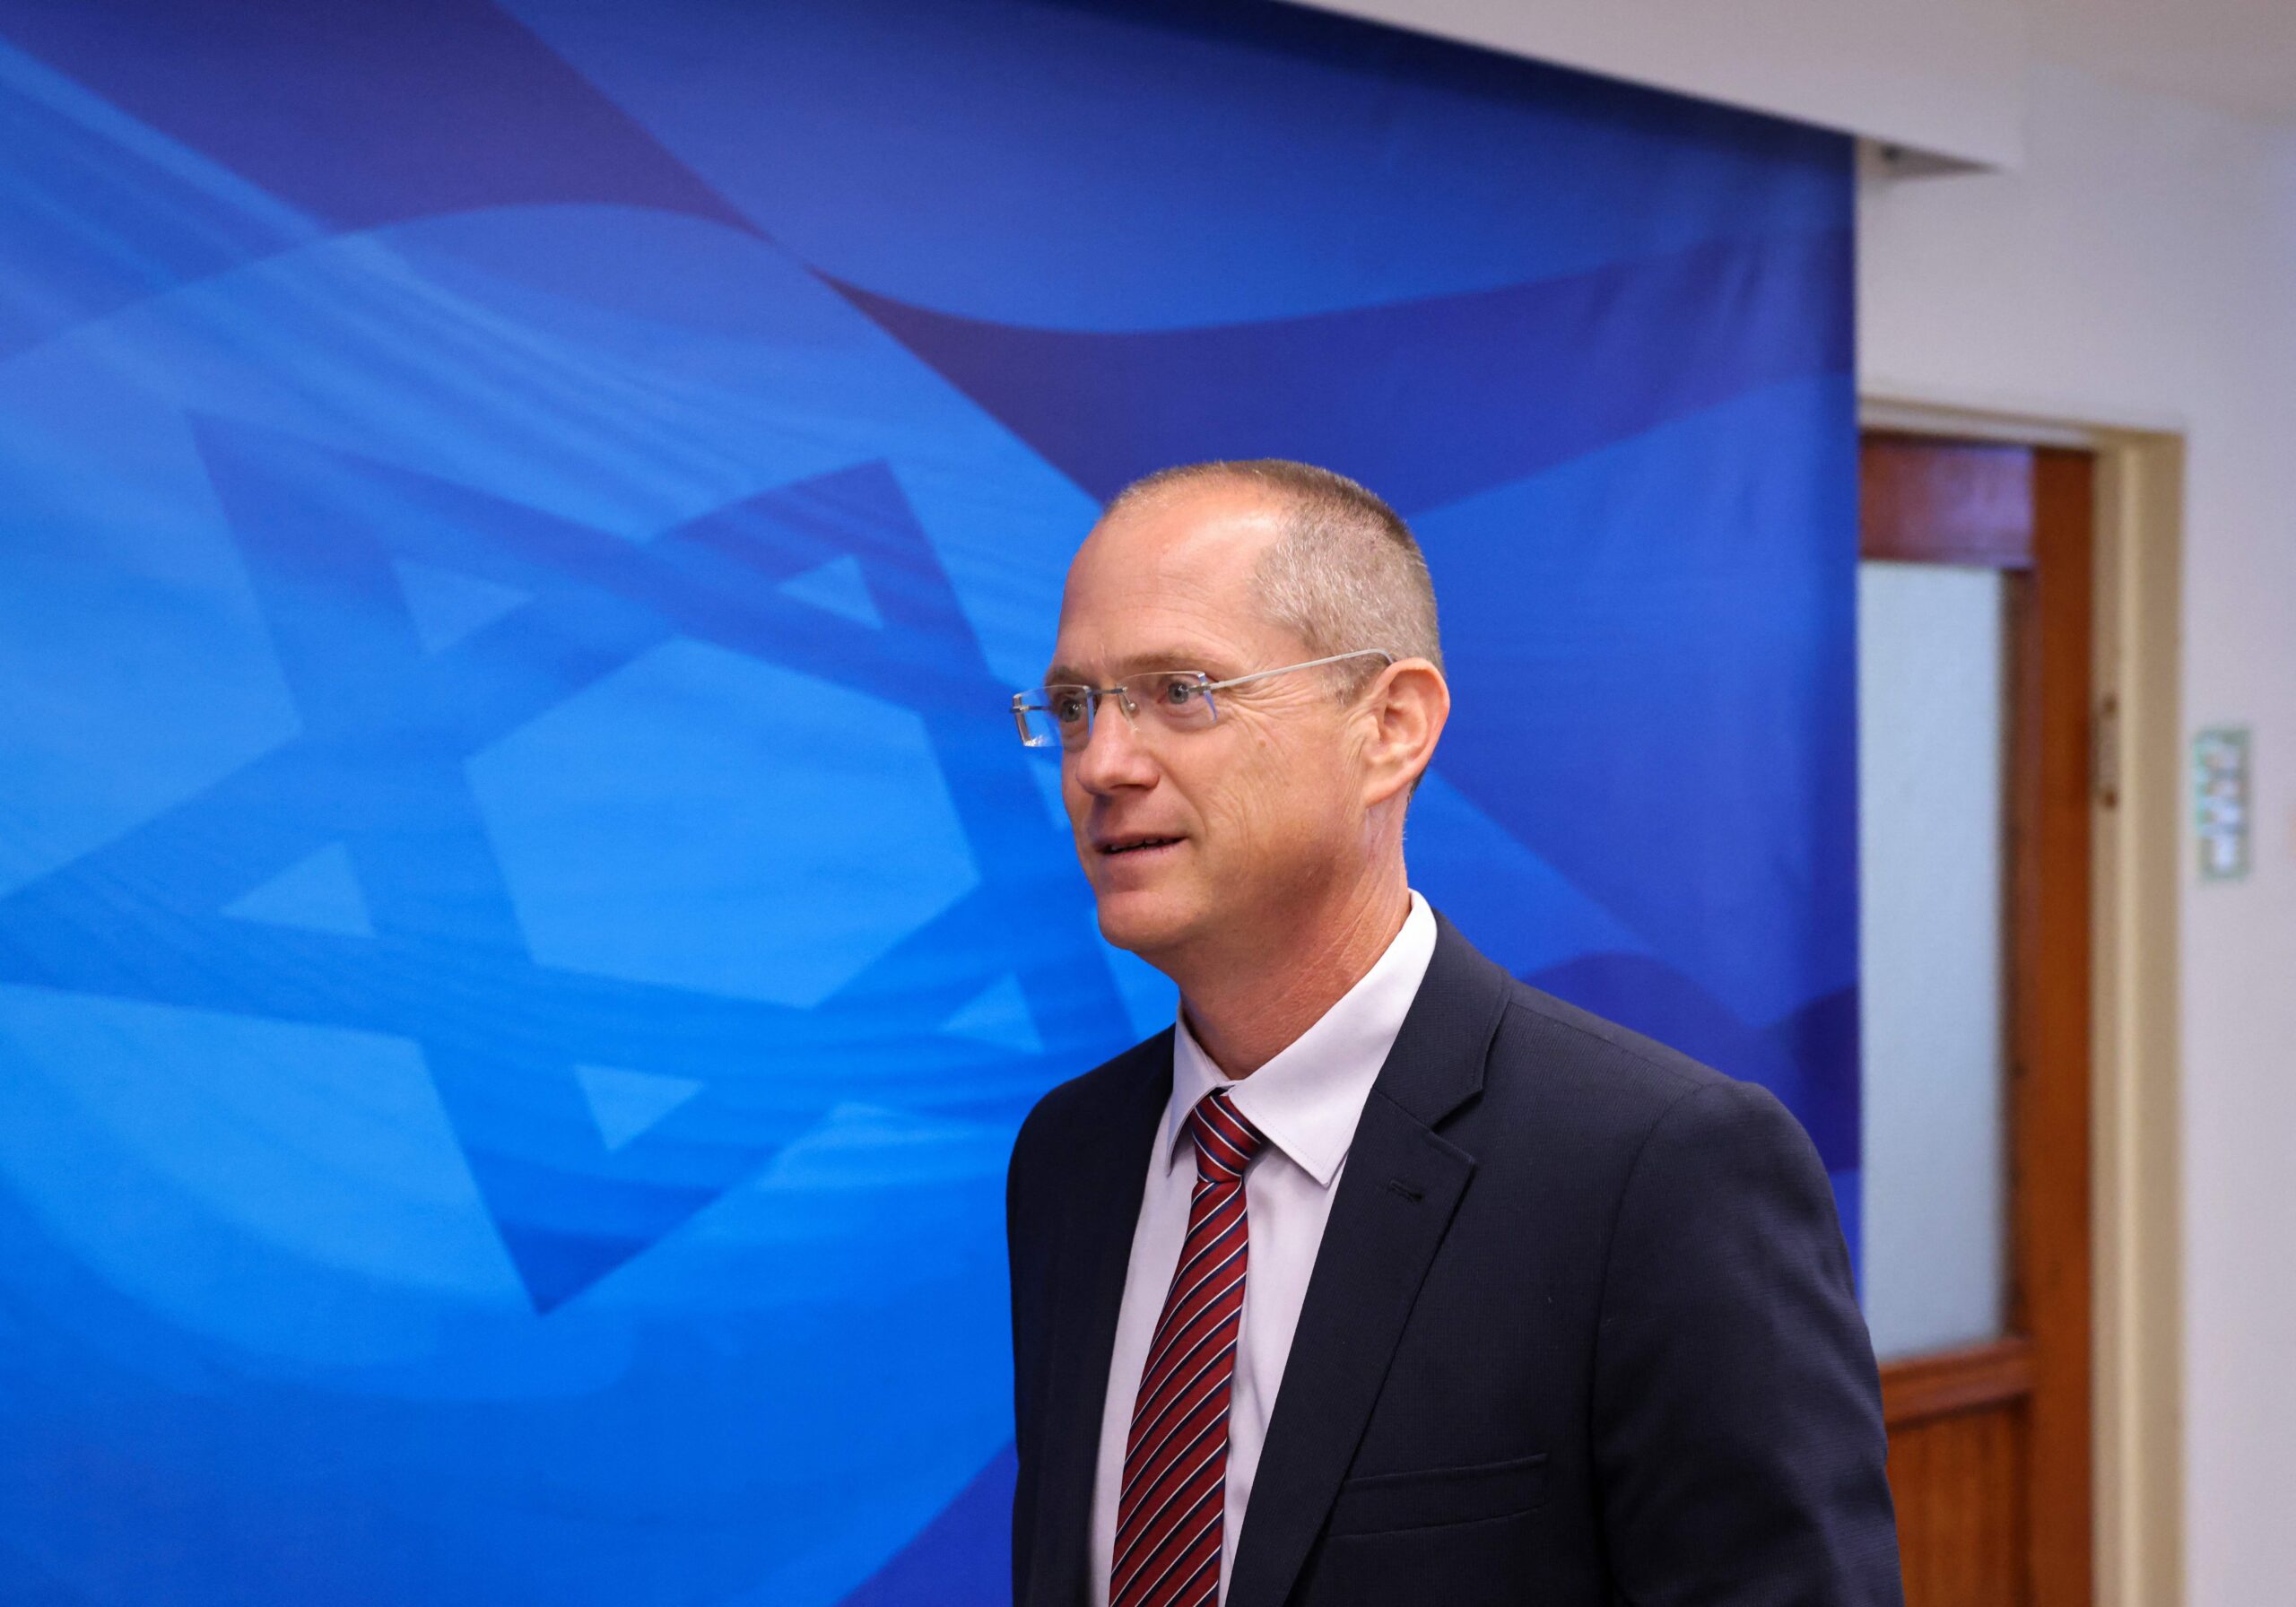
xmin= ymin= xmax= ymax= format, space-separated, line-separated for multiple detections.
xmin=1323 ymin=4 xmax=2296 ymax=1599
xmin=1862 ymin=67 xmax=2296 ymax=1604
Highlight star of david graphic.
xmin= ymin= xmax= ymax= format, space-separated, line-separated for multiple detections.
xmin=0 ymin=416 xmax=1124 ymax=1310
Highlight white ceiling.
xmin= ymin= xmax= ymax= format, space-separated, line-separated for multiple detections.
xmin=2031 ymin=0 xmax=2296 ymax=130
xmin=1308 ymin=0 xmax=2031 ymax=167
xmin=1309 ymin=0 xmax=2296 ymax=164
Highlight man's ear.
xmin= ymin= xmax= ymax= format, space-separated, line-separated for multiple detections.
xmin=1360 ymin=657 xmax=1449 ymax=809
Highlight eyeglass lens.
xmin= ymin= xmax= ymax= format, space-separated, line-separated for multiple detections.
xmin=1018 ymin=672 xmax=1214 ymax=750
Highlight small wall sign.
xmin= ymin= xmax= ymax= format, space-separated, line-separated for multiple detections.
xmin=2193 ymin=725 xmax=2251 ymax=882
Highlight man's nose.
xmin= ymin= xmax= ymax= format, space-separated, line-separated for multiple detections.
xmin=1074 ymin=692 xmax=1159 ymax=794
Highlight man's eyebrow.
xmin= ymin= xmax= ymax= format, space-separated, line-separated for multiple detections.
xmin=1041 ymin=649 xmax=1232 ymax=685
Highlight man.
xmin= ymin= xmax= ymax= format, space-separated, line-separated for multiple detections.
xmin=1004 ymin=460 xmax=1900 ymax=1607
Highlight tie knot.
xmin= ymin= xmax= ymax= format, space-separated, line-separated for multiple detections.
xmin=1189 ymin=1088 xmax=1265 ymax=1185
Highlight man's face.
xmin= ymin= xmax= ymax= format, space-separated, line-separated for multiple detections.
xmin=1048 ymin=484 xmax=1369 ymax=969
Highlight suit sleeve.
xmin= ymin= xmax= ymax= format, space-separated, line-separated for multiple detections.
xmin=1591 ymin=1078 xmax=1904 ymax=1605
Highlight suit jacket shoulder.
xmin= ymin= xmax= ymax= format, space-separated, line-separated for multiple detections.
xmin=1013 ymin=1024 xmax=1169 ymax=1151
xmin=1497 ymin=969 xmax=1737 ymax=1116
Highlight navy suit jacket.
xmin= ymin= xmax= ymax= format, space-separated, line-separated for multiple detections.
xmin=1005 ymin=910 xmax=1902 ymax=1606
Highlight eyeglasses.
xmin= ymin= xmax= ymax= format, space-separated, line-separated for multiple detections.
xmin=1011 ymin=648 xmax=1394 ymax=751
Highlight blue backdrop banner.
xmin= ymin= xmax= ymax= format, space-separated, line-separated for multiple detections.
xmin=0 ymin=2 xmax=1855 ymax=1603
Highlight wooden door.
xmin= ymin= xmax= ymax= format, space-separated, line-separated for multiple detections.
xmin=1859 ymin=435 xmax=2094 ymax=1607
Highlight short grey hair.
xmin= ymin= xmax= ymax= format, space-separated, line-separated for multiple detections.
xmin=1105 ymin=459 xmax=1443 ymax=690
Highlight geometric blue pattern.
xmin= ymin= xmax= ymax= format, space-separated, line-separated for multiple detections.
xmin=575 ymin=1064 xmax=705 ymax=1151
xmin=395 ymin=558 xmax=534 ymax=654
xmin=0 ymin=2 xmax=1854 ymax=1603
xmin=222 ymin=841 xmax=378 ymax=937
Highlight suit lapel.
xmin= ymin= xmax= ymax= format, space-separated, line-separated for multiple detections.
xmin=1225 ymin=913 xmax=1512 ymax=1607
xmin=1027 ymin=1033 xmax=1172 ymax=1607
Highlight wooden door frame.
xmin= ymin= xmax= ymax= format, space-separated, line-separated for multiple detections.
xmin=1861 ymin=434 xmax=2092 ymax=1606
xmin=1860 ymin=395 xmax=2187 ymax=1607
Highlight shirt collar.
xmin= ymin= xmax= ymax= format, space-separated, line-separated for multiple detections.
xmin=1163 ymin=890 xmax=1439 ymax=1189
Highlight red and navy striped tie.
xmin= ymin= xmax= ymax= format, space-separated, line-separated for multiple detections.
xmin=1110 ymin=1087 xmax=1267 ymax=1607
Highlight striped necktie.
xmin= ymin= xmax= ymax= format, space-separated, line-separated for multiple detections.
xmin=1109 ymin=1087 xmax=1268 ymax=1607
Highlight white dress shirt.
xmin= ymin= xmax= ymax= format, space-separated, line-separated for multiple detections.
xmin=1088 ymin=890 xmax=1439 ymax=1606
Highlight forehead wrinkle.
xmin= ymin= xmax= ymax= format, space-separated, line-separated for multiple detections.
xmin=1042 ymin=645 xmax=1245 ymax=685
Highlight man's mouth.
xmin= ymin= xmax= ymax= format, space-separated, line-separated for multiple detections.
xmin=1098 ymin=835 xmax=1183 ymax=856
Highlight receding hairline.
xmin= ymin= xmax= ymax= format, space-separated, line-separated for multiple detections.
xmin=1084 ymin=468 xmax=1295 ymax=561
xmin=1100 ymin=459 xmax=1373 ymax=526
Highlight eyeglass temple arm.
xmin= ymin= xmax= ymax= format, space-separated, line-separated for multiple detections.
xmin=1200 ymin=648 xmax=1395 ymax=693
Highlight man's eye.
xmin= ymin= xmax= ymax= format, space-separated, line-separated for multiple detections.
xmin=1159 ymin=677 xmax=1197 ymax=706
xmin=1052 ymin=691 xmax=1088 ymax=724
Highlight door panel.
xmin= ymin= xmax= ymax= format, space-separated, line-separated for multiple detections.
xmin=1858 ymin=559 xmax=2013 ymax=1359
xmin=1890 ymin=1403 xmax=2030 ymax=1605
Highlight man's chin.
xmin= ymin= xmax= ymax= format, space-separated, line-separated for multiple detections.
xmin=1091 ymin=888 xmax=1200 ymax=964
